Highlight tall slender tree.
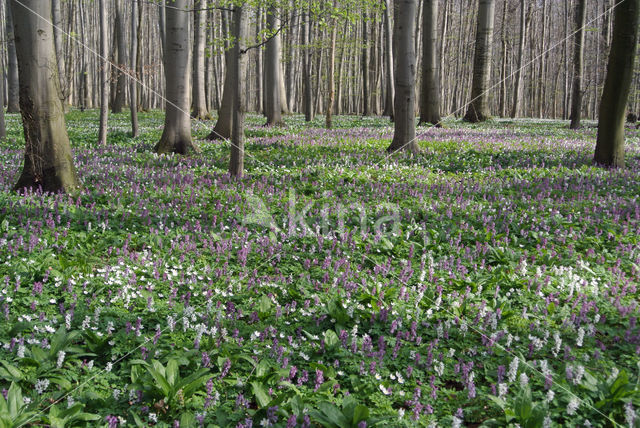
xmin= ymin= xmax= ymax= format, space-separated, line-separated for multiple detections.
xmin=192 ymin=0 xmax=209 ymax=119
xmin=98 ymin=0 xmax=109 ymax=145
xmin=130 ymin=0 xmax=140 ymax=137
xmin=6 ymin=2 xmax=20 ymax=113
xmin=326 ymin=1 xmax=338 ymax=129
xmin=155 ymin=0 xmax=196 ymax=154
xmin=510 ymin=0 xmax=527 ymax=118
xmin=593 ymin=0 xmax=639 ymax=167
xmin=112 ymin=0 xmax=128 ymax=114
xmin=10 ymin=0 xmax=80 ymax=192
xmin=387 ymin=0 xmax=419 ymax=154
xmin=208 ymin=10 xmax=233 ymax=140
xmin=570 ymin=0 xmax=586 ymax=129
xmin=51 ymin=0 xmax=68 ymax=108
xmin=302 ymin=7 xmax=313 ymax=121
xmin=265 ymin=5 xmax=285 ymax=126
xmin=419 ymin=0 xmax=441 ymax=126
xmin=464 ymin=0 xmax=496 ymax=123
xmin=230 ymin=3 xmax=249 ymax=178
xmin=382 ymin=0 xmax=394 ymax=120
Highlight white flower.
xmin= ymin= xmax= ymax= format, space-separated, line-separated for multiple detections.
xmin=149 ymin=413 xmax=158 ymax=423
xmin=105 ymin=362 xmax=113 ymax=372
xmin=56 ymin=351 xmax=66 ymax=369
xmin=17 ymin=345 xmax=25 ymax=359
xmin=35 ymin=379 xmax=50 ymax=395
xmin=498 ymin=383 xmax=508 ymax=399
xmin=567 ymin=397 xmax=579 ymax=415
xmin=625 ymin=402 xmax=636 ymax=427
xmin=452 ymin=416 xmax=462 ymax=428
xmin=112 ymin=388 xmax=121 ymax=400
xmin=519 ymin=372 xmax=529 ymax=388
xmin=543 ymin=415 xmax=552 ymax=428
xmin=508 ymin=357 xmax=519 ymax=383
xmin=576 ymin=327 xmax=585 ymax=347
xmin=379 ymin=384 xmax=392 ymax=395
xmin=545 ymin=390 xmax=555 ymax=403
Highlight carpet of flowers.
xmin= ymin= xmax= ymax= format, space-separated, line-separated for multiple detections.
xmin=0 ymin=110 xmax=639 ymax=427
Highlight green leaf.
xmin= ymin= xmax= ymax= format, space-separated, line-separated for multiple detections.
xmin=323 ymin=330 xmax=339 ymax=349
xmin=352 ymin=405 xmax=369 ymax=424
xmin=166 ymin=359 xmax=179 ymax=387
xmin=251 ymin=381 xmax=271 ymax=408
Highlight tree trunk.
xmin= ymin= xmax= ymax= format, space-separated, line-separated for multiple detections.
xmin=51 ymin=0 xmax=68 ymax=108
xmin=230 ymin=4 xmax=248 ymax=178
xmin=208 ymin=10 xmax=233 ymax=140
xmin=326 ymin=2 xmax=337 ymax=129
xmin=98 ymin=0 xmax=109 ymax=144
xmin=593 ymin=0 xmax=639 ymax=167
xmin=6 ymin=1 xmax=20 ymax=113
xmin=155 ymin=0 xmax=196 ymax=154
xmin=302 ymin=7 xmax=313 ymax=121
xmin=362 ymin=14 xmax=370 ymax=116
xmin=499 ymin=1 xmax=507 ymax=117
xmin=130 ymin=0 xmax=139 ymax=137
xmin=192 ymin=0 xmax=208 ymax=119
xmin=265 ymin=5 xmax=284 ymax=126
xmin=387 ymin=0 xmax=418 ymax=154
xmin=10 ymin=0 xmax=80 ymax=192
xmin=510 ymin=0 xmax=527 ymax=118
xmin=464 ymin=0 xmax=496 ymax=123
xmin=382 ymin=0 xmax=394 ymax=119
xmin=569 ymin=0 xmax=586 ymax=129
xmin=419 ymin=0 xmax=440 ymax=125
xmin=112 ymin=0 xmax=127 ymax=114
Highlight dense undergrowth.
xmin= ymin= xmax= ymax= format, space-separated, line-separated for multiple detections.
xmin=0 ymin=111 xmax=639 ymax=427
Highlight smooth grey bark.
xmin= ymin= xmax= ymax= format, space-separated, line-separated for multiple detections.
xmin=570 ymin=0 xmax=586 ymax=129
xmin=155 ymin=0 xmax=196 ymax=154
xmin=464 ymin=0 xmax=495 ymax=123
xmin=158 ymin=0 xmax=166 ymax=61
xmin=382 ymin=0 xmax=394 ymax=119
xmin=326 ymin=1 xmax=337 ymax=129
xmin=208 ymin=9 xmax=233 ymax=140
xmin=594 ymin=0 xmax=639 ymax=167
xmin=10 ymin=0 xmax=80 ymax=192
xmin=112 ymin=0 xmax=127 ymax=114
xmin=419 ymin=0 xmax=440 ymax=126
xmin=230 ymin=4 xmax=249 ymax=178
xmin=510 ymin=0 xmax=527 ymax=118
xmin=362 ymin=14 xmax=370 ymax=116
xmin=265 ymin=5 xmax=284 ymax=126
xmin=302 ymin=7 xmax=313 ymax=121
xmin=130 ymin=0 xmax=139 ymax=137
xmin=5 ymin=1 xmax=19 ymax=113
xmin=51 ymin=0 xmax=68 ymax=107
xmin=0 ymin=68 xmax=5 ymax=139
xmin=387 ymin=0 xmax=418 ymax=154
xmin=192 ymin=0 xmax=209 ymax=119
xmin=98 ymin=0 xmax=109 ymax=145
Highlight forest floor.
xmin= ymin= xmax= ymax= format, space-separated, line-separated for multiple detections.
xmin=0 ymin=111 xmax=639 ymax=427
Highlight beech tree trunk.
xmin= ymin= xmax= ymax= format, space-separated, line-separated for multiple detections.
xmin=570 ymin=0 xmax=586 ymax=129
xmin=464 ymin=0 xmax=495 ymax=123
xmin=265 ymin=5 xmax=285 ymax=126
xmin=98 ymin=0 xmax=109 ymax=144
xmin=10 ymin=0 xmax=80 ymax=192
xmin=112 ymin=0 xmax=127 ymax=114
xmin=130 ymin=0 xmax=139 ymax=137
xmin=326 ymin=2 xmax=337 ymax=129
xmin=419 ymin=0 xmax=441 ymax=125
xmin=208 ymin=10 xmax=233 ymax=140
xmin=51 ymin=0 xmax=68 ymax=108
xmin=302 ymin=7 xmax=313 ymax=121
xmin=155 ymin=0 xmax=196 ymax=154
xmin=192 ymin=0 xmax=209 ymax=119
xmin=230 ymin=4 xmax=248 ymax=178
xmin=362 ymin=14 xmax=370 ymax=116
xmin=387 ymin=0 xmax=418 ymax=154
xmin=382 ymin=0 xmax=394 ymax=119
xmin=593 ymin=0 xmax=639 ymax=167
xmin=6 ymin=2 xmax=20 ymax=113
xmin=510 ymin=0 xmax=527 ymax=118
